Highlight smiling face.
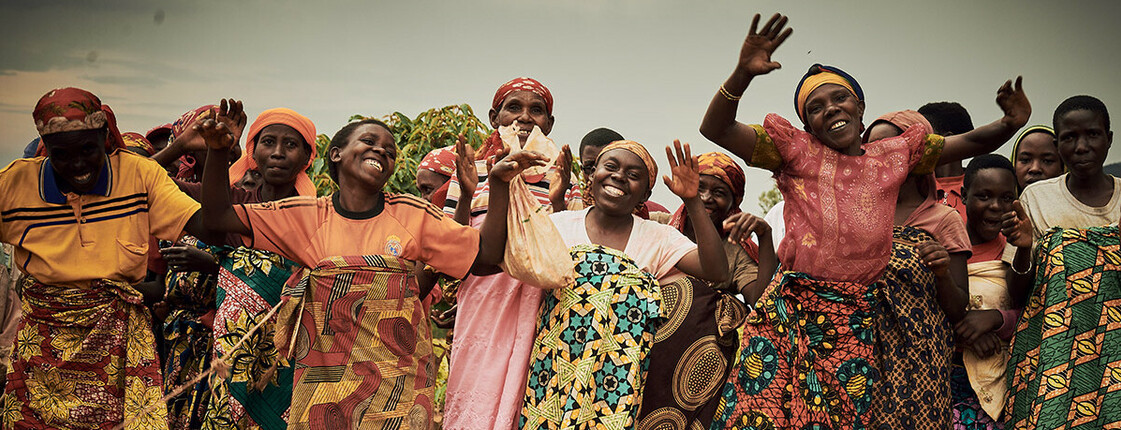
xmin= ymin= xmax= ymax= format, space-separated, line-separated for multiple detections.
xmin=416 ymin=169 xmax=450 ymax=202
xmin=1014 ymin=131 xmax=1063 ymax=189
xmin=330 ymin=123 xmax=397 ymax=192
xmin=1056 ymin=109 xmax=1112 ymax=180
xmin=253 ymin=124 xmax=311 ymax=187
xmin=964 ymin=167 xmax=1018 ymax=243
xmin=489 ymin=90 xmax=554 ymax=144
xmin=41 ymin=128 xmax=108 ymax=193
xmin=590 ymin=149 xmax=650 ymax=216
xmin=699 ymin=174 xmax=735 ymax=225
xmin=802 ymin=84 xmax=865 ymax=154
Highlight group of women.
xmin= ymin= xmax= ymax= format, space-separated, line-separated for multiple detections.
xmin=0 ymin=10 xmax=1117 ymax=430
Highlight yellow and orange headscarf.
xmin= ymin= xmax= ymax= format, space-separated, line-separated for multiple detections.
xmin=228 ymin=108 xmax=318 ymax=196
xmin=595 ymin=140 xmax=658 ymax=189
xmin=697 ymin=152 xmax=745 ymax=205
xmin=794 ymin=64 xmax=864 ymax=124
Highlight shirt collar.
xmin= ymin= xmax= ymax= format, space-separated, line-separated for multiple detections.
xmin=39 ymin=154 xmax=113 ymax=204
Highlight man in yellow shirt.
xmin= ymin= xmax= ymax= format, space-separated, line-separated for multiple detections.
xmin=0 ymin=88 xmax=210 ymax=429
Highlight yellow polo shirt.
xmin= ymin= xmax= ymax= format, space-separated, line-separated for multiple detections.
xmin=0 ymin=150 xmax=200 ymax=287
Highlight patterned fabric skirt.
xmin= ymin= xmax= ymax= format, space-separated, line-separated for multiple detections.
xmin=202 ymin=247 xmax=300 ymax=430
xmin=273 ymin=254 xmax=436 ymax=430
xmin=636 ymin=276 xmax=746 ymax=430
xmin=0 ymin=278 xmax=168 ymax=429
xmin=1005 ymin=226 xmax=1121 ymax=429
xmin=711 ymin=271 xmax=879 ymax=430
xmin=161 ymin=236 xmax=219 ymax=430
xmin=865 ymin=226 xmax=954 ymax=429
xmin=520 ymin=244 xmax=663 ymax=430
xmin=950 ymin=354 xmax=1004 ymax=429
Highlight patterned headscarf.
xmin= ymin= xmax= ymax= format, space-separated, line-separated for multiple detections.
xmin=697 ymin=152 xmax=745 ymax=206
xmin=32 ymin=87 xmax=126 ymax=154
xmin=864 ymin=109 xmax=933 ymax=142
xmin=229 ymin=108 xmax=318 ymax=197
xmin=169 ymin=105 xmax=218 ymax=181
xmin=1010 ymin=125 xmax=1058 ymax=168
xmin=491 ymin=77 xmax=553 ymax=114
xmin=479 ymin=77 xmax=555 ymax=161
xmin=122 ymin=132 xmax=155 ymax=156
xmin=794 ymin=64 xmax=864 ymax=124
xmin=145 ymin=123 xmax=172 ymax=143
xmin=418 ymin=146 xmax=457 ymax=178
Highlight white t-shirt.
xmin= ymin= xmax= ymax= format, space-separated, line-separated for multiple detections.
xmin=550 ymin=208 xmax=697 ymax=285
xmin=1003 ymin=173 xmax=1121 ymax=261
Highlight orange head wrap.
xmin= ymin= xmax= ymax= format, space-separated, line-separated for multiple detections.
xmin=697 ymin=152 xmax=745 ymax=205
xmin=229 ymin=108 xmax=318 ymax=196
xmin=595 ymin=140 xmax=658 ymax=190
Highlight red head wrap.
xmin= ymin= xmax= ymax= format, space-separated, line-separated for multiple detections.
xmin=418 ymin=146 xmax=457 ymax=178
xmin=32 ymin=87 xmax=125 ymax=155
xmin=492 ymin=77 xmax=553 ymax=114
xmin=171 ymin=105 xmax=218 ymax=142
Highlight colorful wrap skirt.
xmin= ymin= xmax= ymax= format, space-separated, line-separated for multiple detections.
xmin=273 ymin=254 xmax=436 ymax=430
xmin=865 ymin=226 xmax=954 ymax=429
xmin=520 ymin=244 xmax=664 ymax=430
xmin=1004 ymin=226 xmax=1121 ymax=429
xmin=636 ymin=276 xmax=746 ymax=430
xmin=202 ymin=247 xmax=301 ymax=430
xmin=1 ymin=278 xmax=168 ymax=429
xmin=711 ymin=271 xmax=879 ymax=430
xmin=160 ymin=236 xmax=219 ymax=430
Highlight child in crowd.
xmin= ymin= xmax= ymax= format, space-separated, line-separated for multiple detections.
xmin=1002 ymin=95 xmax=1120 ymax=429
xmin=520 ymin=140 xmax=730 ymax=428
xmin=1010 ymin=125 xmax=1064 ymax=190
xmin=950 ymin=154 xmax=1020 ymax=429
xmin=697 ymin=13 xmax=1029 ymax=428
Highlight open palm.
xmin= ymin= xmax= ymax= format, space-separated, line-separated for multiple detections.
xmin=663 ymin=139 xmax=699 ymax=200
xmin=737 ymin=13 xmax=793 ymax=77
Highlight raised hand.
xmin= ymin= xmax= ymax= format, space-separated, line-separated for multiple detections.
xmin=916 ymin=240 xmax=950 ymax=278
xmin=549 ymin=145 xmax=574 ymax=206
xmin=663 ymin=139 xmax=700 ymax=200
xmin=722 ymin=212 xmax=771 ymax=245
xmin=996 ymin=76 xmax=1031 ymax=130
xmin=454 ymin=133 xmax=479 ymax=195
xmin=735 ymin=13 xmax=793 ymax=78
xmin=490 ymin=150 xmax=548 ymax=184
xmin=195 ymin=118 xmax=237 ymax=150
xmin=1001 ymin=200 xmax=1033 ymax=248
xmin=216 ymin=98 xmax=248 ymax=143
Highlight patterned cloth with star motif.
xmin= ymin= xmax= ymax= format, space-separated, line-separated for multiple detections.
xmin=519 ymin=244 xmax=665 ymax=429
xmin=1004 ymin=226 xmax=1121 ymax=429
xmin=1 ymin=278 xmax=168 ymax=429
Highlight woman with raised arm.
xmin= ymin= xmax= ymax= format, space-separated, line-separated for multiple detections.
xmin=196 ymin=112 xmax=544 ymax=429
xmin=520 ymin=140 xmax=730 ymax=429
xmin=699 ymin=13 xmax=1029 ymax=428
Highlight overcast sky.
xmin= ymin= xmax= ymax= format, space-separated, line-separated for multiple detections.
xmin=3 ymin=0 xmax=1119 ymax=214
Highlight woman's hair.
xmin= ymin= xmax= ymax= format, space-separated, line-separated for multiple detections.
xmin=327 ymin=118 xmax=393 ymax=183
xmin=962 ymin=153 xmax=1015 ymax=194
xmin=1054 ymin=95 xmax=1110 ymax=132
xmin=917 ymin=102 xmax=974 ymax=136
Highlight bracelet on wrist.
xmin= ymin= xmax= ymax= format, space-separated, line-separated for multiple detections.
xmin=719 ymin=84 xmax=742 ymax=102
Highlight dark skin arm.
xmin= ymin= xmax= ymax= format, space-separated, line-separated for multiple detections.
xmin=549 ymin=145 xmax=574 ymax=212
xmin=665 ymin=140 xmax=730 ymax=283
xmin=1003 ymin=200 xmax=1035 ymax=307
xmin=699 ymin=13 xmax=792 ymax=162
xmin=938 ymin=77 xmax=1030 ymax=165
xmin=151 ymin=99 xmax=247 ymax=168
xmin=470 ymin=148 xmax=549 ymax=270
xmin=722 ymin=212 xmax=777 ymax=303
xmin=197 ymin=118 xmax=253 ymax=236
xmin=918 ymin=241 xmax=969 ymax=323
xmin=452 ymin=134 xmax=478 ymax=226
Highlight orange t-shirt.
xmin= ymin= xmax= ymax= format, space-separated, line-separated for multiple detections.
xmin=234 ymin=193 xmax=480 ymax=279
